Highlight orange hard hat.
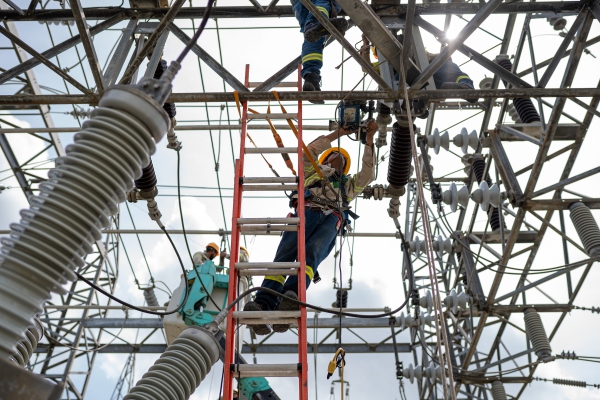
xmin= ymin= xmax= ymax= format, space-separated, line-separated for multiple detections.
xmin=319 ymin=147 xmax=351 ymax=175
xmin=206 ymin=242 xmax=219 ymax=256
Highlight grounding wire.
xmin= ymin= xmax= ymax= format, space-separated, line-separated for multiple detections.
xmin=75 ymin=227 xmax=189 ymax=316
xmin=177 ymin=151 xmax=223 ymax=311
xmin=125 ymin=202 xmax=155 ymax=284
xmin=117 ymin=233 xmax=141 ymax=288
xmin=188 ymin=0 xmax=237 ymax=251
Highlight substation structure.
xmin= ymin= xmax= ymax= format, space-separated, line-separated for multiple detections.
xmin=0 ymin=0 xmax=599 ymax=399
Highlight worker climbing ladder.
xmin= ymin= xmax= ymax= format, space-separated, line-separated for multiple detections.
xmin=223 ymin=65 xmax=309 ymax=400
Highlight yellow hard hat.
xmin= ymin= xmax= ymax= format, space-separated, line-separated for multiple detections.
xmin=240 ymin=246 xmax=249 ymax=257
xmin=206 ymin=242 xmax=219 ymax=256
xmin=319 ymin=147 xmax=351 ymax=175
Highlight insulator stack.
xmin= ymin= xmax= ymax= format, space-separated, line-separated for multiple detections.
xmin=553 ymin=378 xmax=587 ymax=388
xmin=569 ymin=202 xmax=600 ymax=257
xmin=333 ymin=290 xmax=348 ymax=308
xmin=387 ymin=121 xmax=412 ymax=192
xmin=496 ymin=57 xmax=540 ymax=123
xmin=9 ymin=317 xmax=43 ymax=367
xmin=124 ymin=327 xmax=220 ymax=400
xmin=0 ymin=84 xmax=168 ymax=359
xmin=135 ymin=159 xmax=158 ymax=192
xmin=472 ymin=158 xmax=501 ymax=231
xmin=154 ymin=60 xmax=177 ymax=119
xmin=491 ymin=381 xmax=507 ymax=400
xmin=524 ymin=308 xmax=552 ymax=360
xmin=143 ymin=287 xmax=160 ymax=307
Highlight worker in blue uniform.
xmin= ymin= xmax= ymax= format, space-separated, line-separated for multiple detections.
xmin=244 ymin=120 xmax=379 ymax=336
xmin=292 ymin=0 xmax=348 ymax=103
xmin=360 ymin=35 xmax=478 ymax=103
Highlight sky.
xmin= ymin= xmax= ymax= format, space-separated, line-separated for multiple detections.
xmin=1 ymin=0 xmax=600 ymax=399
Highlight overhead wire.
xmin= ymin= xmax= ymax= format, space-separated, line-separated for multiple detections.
xmin=177 ymin=151 xmax=223 ymax=311
xmin=124 ymin=202 xmax=155 ymax=287
xmin=75 ymin=227 xmax=190 ymax=316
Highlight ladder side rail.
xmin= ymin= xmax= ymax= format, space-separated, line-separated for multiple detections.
xmin=296 ymin=65 xmax=309 ymax=400
xmin=223 ymin=64 xmax=251 ymax=400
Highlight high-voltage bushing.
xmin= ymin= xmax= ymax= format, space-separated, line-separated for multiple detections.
xmin=143 ymin=287 xmax=160 ymax=308
xmin=396 ymin=311 xmax=416 ymax=330
xmin=495 ymin=55 xmax=541 ymax=124
xmin=508 ymin=103 xmax=522 ymax=123
xmin=135 ymin=159 xmax=158 ymax=193
xmin=409 ymin=235 xmax=452 ymax=259
xmin=548 ymin=17 xmax=567 ymax=31
xmin=443 ymin=289 xmax=468 ymax=314
xmin=442 ymin=182 xmax=507 ymax=213
xmin=524 ymin=308 xmax=554 ymax=362
xmin=128 ymin=158 xmax=163 ymax=225
xmin=569 ymin=202 xmax=600 ymax=257
xmin=491 ymin=380 xmax=507 ymax=400
xmin=124 ymin=327 xmax=220 ymax=400
xmin=470 ymin=156 xmax=502 ymax=231
xmin=404 ymin=362 xmax=442 ymax=384
xmin=9 ymin=317 xmax=43 ymax=367
xmin=387 ymin=120 xmax=412 ymax=195
xmin=427 ymin=127 xmax=478 ymax=155
xmin=479 ymin=77 xmax=493 ymax=90
xmin=419 ymin=290 xmax=433 ymax=313
xmin=404 ymin=364 xmax=422 ymax=383
xmin=376 ymin=103 xmax=392 ymax=148
xmin=453 ymin=128 xmax=479 ymax=154
xmin=0 ymin=60 xmax=176 ymax=359
xmin=332 ymin=289 xmax=348 ymax=308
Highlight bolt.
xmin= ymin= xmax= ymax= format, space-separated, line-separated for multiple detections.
xmin=142 ymin=82 xmax=148 ymax=88
xmin=153 ymin=83 xmax=160 ymax=90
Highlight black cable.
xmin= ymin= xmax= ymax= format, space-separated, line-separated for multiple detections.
xmin=225 ymin=284 xmax=409 ymax=319
xmin=75 ymin=227 xmax=189 ymax=316
xmin=175 ymin=0 xmax=216 ymax=63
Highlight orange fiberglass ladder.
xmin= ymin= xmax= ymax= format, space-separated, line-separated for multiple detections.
xmin=223 ymin=65 xmax=309 ymax=400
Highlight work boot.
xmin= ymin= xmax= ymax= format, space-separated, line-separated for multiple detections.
xmin=272 ymin=290 xmax=299 ymax=333
xmin=302 ymin=72 xmax=325 ymax=104
xmin=304 ymin=17 xmax=349 ymax=43
xmin=440 ymin=82 xmax=479 ymax=104
xmin=243 ymin=301 xmax=272 ymax=336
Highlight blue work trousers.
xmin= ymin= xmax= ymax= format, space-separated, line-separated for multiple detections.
xmin=291 ymin=0 xmax=342 ymax=77
xmin=433 ymin=60 xmax=474 ymax=89
xmin=255 ymin=208 xmax=340 ymax=311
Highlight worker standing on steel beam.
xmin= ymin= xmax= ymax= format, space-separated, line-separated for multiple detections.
xmin=360 ymin=35 xmax=478 ymax=104
xmin=244 ymin=121 xmax=379 ymax=336
xmin=293 ymin=0 xmax=349 ymax=103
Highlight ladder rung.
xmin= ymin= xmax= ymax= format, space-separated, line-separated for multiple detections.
xmin=235 ymin=262 xmax=300 ymax=270
xmin=248 ymin=82 xmax=298 ymax=88
xmin=233 ymin=311 xmax=301 ymax=319
xmin=237 ymin=217 xmax=299 ymax=225
xmin=242 ymin=177 xmax=296 ymax=184
xmin=238 ymin=268 xmax=298 ymax=276
xmin=245 ymin=147 xmax=298 ymax=154
xmin=242 ymin=184 xmax=298 ymax=191
xmin=239 ymin=225 xmax=297 ymax=233
xmin=231 ymin=363 xmax=301 ymax=378
xmin=247 ymin=113 xmax=298 ymax=120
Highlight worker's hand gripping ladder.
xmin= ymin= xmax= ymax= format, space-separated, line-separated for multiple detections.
xmin=224 ymin=65 xmax=309 ymax=400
